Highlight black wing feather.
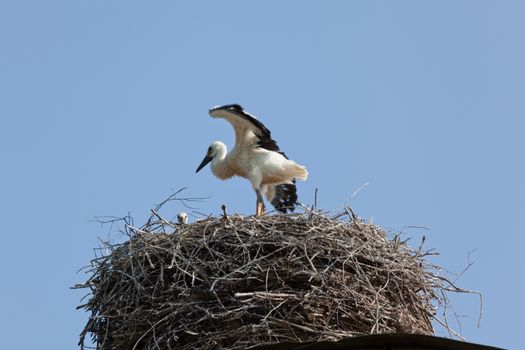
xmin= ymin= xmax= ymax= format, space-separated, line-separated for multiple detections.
xmin=271 ymin=181 xmax=299 ymax=213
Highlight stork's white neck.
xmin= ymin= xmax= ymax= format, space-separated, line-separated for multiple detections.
xmin=210 ymin=142 xmax=234 ymax=180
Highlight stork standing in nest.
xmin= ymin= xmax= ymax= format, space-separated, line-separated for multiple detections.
xmin=196 ymin=104 xmax=308 ymax=216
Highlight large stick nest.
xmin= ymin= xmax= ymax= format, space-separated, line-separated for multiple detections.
xmin=76 ymin=209 xmax=468 ymax=349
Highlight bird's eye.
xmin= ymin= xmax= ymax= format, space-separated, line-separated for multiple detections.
xmin=207 ymin=147 xmax=212 ymax=153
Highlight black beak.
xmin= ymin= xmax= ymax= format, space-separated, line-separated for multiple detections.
xmin=196 ymin=154 xmax=213 ymax=173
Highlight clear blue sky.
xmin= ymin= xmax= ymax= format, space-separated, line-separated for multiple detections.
xmin=1 ymin=1 xmax=523 ymax=349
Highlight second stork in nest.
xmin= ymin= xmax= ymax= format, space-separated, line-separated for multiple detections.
xmin=196 ymin=104 xmax=308 ymax=216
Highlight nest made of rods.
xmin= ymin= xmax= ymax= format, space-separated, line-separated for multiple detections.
xmin=76 ymin=210 xmax=468 ymax=350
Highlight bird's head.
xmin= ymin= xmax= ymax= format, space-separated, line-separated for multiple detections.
xmin=195 ymin=141 xmax=225 ymax=173
xmin=177 ymin=212 xmax=188 ymax=224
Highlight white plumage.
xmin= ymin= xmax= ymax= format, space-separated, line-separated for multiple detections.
xmin=196 ymin=104 xmax=308 ymax=216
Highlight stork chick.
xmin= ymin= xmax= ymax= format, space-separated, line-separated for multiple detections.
xmin=177 ymin=212 xmax=188 ymax=225
xmin=196 ymin=104 xmax=308 ymax=216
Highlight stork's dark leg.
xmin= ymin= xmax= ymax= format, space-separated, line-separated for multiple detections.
xmin=255 ymin=189 xmax=266 ymax=216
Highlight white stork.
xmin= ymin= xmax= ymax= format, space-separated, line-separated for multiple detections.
xmin=196 ymin=104 xmax=308 ymax=216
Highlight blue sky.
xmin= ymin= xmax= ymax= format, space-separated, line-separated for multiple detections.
xmin=1 ymin=1 xmax=523 ymax=349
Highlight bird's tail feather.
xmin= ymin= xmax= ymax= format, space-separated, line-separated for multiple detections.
xmin=288 ymin=164 xmax=308 ymax=181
